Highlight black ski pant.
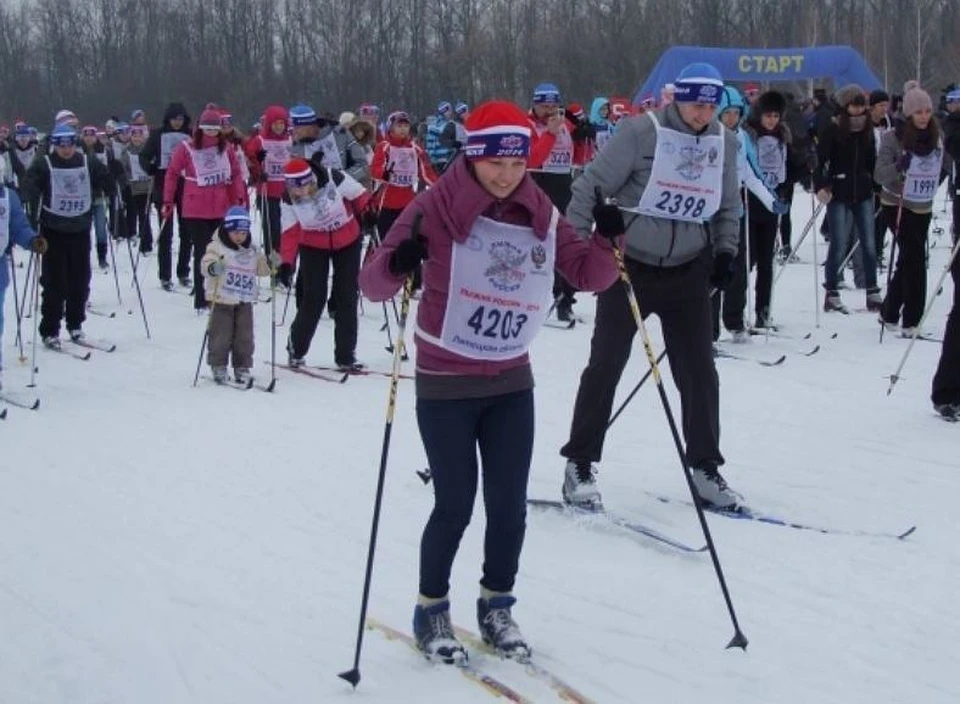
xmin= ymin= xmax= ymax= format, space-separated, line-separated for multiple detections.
xmin=881 ymin=206 xmax=931 ymax=329
xmin=125 ymin=193 xmax=152 ymax=251
xmin=561 ymin=250 xmax=724 ymax=469
xmin=288 ymin=239 xmax=362 ymax=365
xmin=712 ymin=215 xmax=748 ymax=339
xmin=183 ymin=218 xmax=221 ymax=310
xmin=39 ymin=228 xmax=91 ymax=338
xmin=154 ymin=200 xmax=191 ymax=284
xmin=779 ymin=181 xmax=795 ymax=248
xmin=258 ymin=195 xmax=282 ymax=254
xmin=931 ymin=236 xmax=960 ymax=405
xmin=417 ymin=389 xmax=534 ymax=598
xmin=750 ymin=214 xmax=778 ymax=321
xmin=875 ymin=192 xmax=890 ymax=266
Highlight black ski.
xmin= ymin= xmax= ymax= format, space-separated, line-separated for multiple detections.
xmin=646 ymin=492 xmax=916 ymax=540
xmin=527 ymin=498 xmax=707 ymax=553
xmin=86 ymin=306 xmax=117 ymax=318
xmin=715 ymin=348 xmax=786 ymax=367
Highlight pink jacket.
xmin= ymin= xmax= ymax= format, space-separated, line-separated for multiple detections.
xmin=359 ymin=157 xmax=620 ymax=376
xmin=163 ymin=134 xmax=247 ymax=220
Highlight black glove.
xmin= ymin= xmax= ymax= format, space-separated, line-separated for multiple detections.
xmin=388 ymin=236 xmax=428 ymax=276
xmin=382 ymin=165 xmax=393 ymax=183
xmin=710 ymin=252 xmax=736 ymax=291
xmin=256 ymin=149 xmax=266 ymax=163
xmin=592 ymin=188 xmax=624 ymax=241
xmin=276 ymin=262 xmax=294 ymax=288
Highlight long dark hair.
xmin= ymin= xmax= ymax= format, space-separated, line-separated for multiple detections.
xmin=192 ymin=128 xmax=227 ymax=153
xmin=900 ymin=113 xmax=940 ymax=155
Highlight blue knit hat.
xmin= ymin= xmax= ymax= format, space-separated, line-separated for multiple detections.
xmin=674 ymin=63 xmax=725 ymax=105
xmin=14 ymin=123 xmax=31 ymax=137
xmin=947 ymin=89 xmax=960 ymax=104
xmin=532 ymin=83 xmax=561 ymax=105
xmin=437 ymin=101 xmax=452 ymax=115
xmin=455 ymin=101 xmax=469 ymax=115
xmin=223 ymin=206 xmax=251 ymax=233
xmin=50 ymin=124 xmax=78 ymax=146
xmin=289 ymin=104 xmax=317 ymax=127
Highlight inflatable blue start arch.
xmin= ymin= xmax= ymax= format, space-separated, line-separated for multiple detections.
xmin=634 ymin=45 xmax=882 ymax=104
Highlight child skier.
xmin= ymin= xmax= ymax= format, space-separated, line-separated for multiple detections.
xmin=201 ymin=206 xmax=272 ymax=385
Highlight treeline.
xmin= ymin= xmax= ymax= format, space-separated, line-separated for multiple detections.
xmin=0 ymin=0 xmax=957 ymax=128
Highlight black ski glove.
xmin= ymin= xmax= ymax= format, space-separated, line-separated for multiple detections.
xmin=276 ymin=262 xmax=294 ymax=288
xmin=710 ymin=252 xmax=736 ymax=291
xmin=592 ymin=188 xmax=625 ymax=241
xmin=388 ymin=236 xmax=428 ymax=276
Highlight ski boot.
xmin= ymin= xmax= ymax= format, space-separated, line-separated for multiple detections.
xmin=823 ymin=291 xmax=849 ymax=314
xmin=477 ymin=594 xmax=531 ymax=661
xmin=336 ymin=357 xmax=366 ymax=373
xmin=935 ymin=403 xmax=960 ymax=422
xmin=729 ymin=329 xmax=751 ymax=344
xmin=562 ymin=460 xmax=602 ymax=510
xmin=690 ymin=466 xmax=742 ymax=510
xmin=866 ymin=289 xmax=883 ymax=312
xmin=42 ymin=336 xmax=62 ymax=350
xmin=286 ymin=339 xmax=305 ymax=368
xmin=211 ymin=366 xmax=228 ymax=384
xmin=235 ymin=368 xmax=252 ymax=385
xmin=413 ymin=599 xmax=467 ymax=664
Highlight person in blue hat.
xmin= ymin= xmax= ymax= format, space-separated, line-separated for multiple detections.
xmin=289 ymin=103 xmax=368 ymax=186
xmin=425 ymin=101 xmax=458 ymax=173
xmin=22 ymin=123 xmax=113 ymax=349
xmin=558 ymin=61 xmax=745 ymax=511
xmin=200 ymin=205 xmax=274 ymax=385
xmin=8 ymin=123 xmax=37 ymax=193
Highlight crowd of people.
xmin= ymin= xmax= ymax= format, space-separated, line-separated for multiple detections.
xmin=1 ymin=65 xmax=958 ymax=663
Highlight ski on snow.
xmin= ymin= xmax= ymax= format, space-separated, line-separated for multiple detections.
xmin=271 ymin=362 xmax=348 ymax=383
xmin=32 ymin=342 xmax=91 ymax=361
xmin=0 ymin=391 xmax=41 ymax=411
xmin=309 ymin=365 xmax=414 ymax=380
xmin=527 ymin=498 xmax=707 ymax=553
xmin=714 ymin=348 xmax=786 ymax=367
xmin=366 ymin=618 xmax=532 ymax=702
xmin=646 ymin=493 xmax=916 ymax=540
xmin=202 ymin=375 xmax=254 ymax=391
xmin=69 ymin=337 xmax=117 ymax=353
xmin=452 ymin=626 xmax=598 ymax=704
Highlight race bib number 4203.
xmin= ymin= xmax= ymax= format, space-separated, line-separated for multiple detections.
xmin=466 ymin=305 xmax=528 ymax=341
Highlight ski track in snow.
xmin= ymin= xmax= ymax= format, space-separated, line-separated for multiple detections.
xmin=2 ymin=193 xmax=959 ymax=703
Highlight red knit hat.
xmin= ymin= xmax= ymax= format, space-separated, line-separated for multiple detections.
xmin=198 ymin=109 xmax=222 ymax=130
xmin=283 ymin=158 xmax=315 ymax=186
xmin=463 ymin=100 xmax=531 ymax=160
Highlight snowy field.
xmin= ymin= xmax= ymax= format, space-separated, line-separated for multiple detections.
xmin=2 ymin=188 xmax=958 ymax=704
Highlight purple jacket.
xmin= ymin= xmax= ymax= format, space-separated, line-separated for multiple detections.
xmin=359 ymin=158 xmax=620 ymax=376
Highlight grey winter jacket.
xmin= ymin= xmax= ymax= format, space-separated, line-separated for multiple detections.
xmin=568 ymin=104 xmax=741 ymax=266
xmin=318 ymin=125 xmax=370 ymax=186
xmin=875 ymin=127 xmax=940 ymax=213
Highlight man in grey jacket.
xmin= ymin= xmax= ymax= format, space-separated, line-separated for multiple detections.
xmin=289 ymin=103 xmax=370 ymax=186
xmin=560 ymin=62 xmax=744 ymax=510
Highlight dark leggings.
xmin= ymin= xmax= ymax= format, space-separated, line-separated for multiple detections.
xmin=417 ymin=390 xmax=534 ymax=598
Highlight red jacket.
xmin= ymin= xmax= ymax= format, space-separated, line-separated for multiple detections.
xmin=527 ymin=114 xmax=578 ymax=171
xmin=279 ymin=168 xmax=371 ymax=263
xmin=370 ymin=135 xmax=437 ymax=211
xmin=245 ymin=105 xmax=291 ymax=200
xmin=164 ymin=134 xmax=247 ymax=220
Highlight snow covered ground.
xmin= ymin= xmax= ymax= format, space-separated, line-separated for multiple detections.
xmin=2 ymin=190 xmax=958 ymax=704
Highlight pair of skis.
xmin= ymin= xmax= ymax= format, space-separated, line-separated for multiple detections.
xmin=366 ymin=618 xmax=595 ymax=703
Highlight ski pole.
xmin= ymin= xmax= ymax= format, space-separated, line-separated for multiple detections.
xmin=339 ymin=211 xmax=422 ymax=688
xmin=602 ymin=191 xmax=746 ymax=650
xmin=192 ymin=265 xmax=223 ymax=387
xmin=773 ymin=200 xmax=823 ymax=286
xmin=606 ymin=349 xmax=668 ymax=431
xmin=743 ymin=190 xmax=752 ymax=329
xmin=17 ymin=248 xmax=34 ymax=324
xmin=837 ymin=239 xmax=860 ymax=275
xmin=10 ymin=250 xmax=25 ymax=362
xmin=267 ymin=253 xmax=278 ymax=392
xmin=886 ymin=235 xmax=960 ymax=396
xmin=125 ymin=235 xmax=151 ymax=338
xmin=108 ymin=187 xmax=123 ymax=306
xmin=880 ymin=196 xmax=903 ymax=344
xmin=27 ymin=250 xmax=41 ymax=389
xmin=812 ymin=192 xmax=821 ymax=329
